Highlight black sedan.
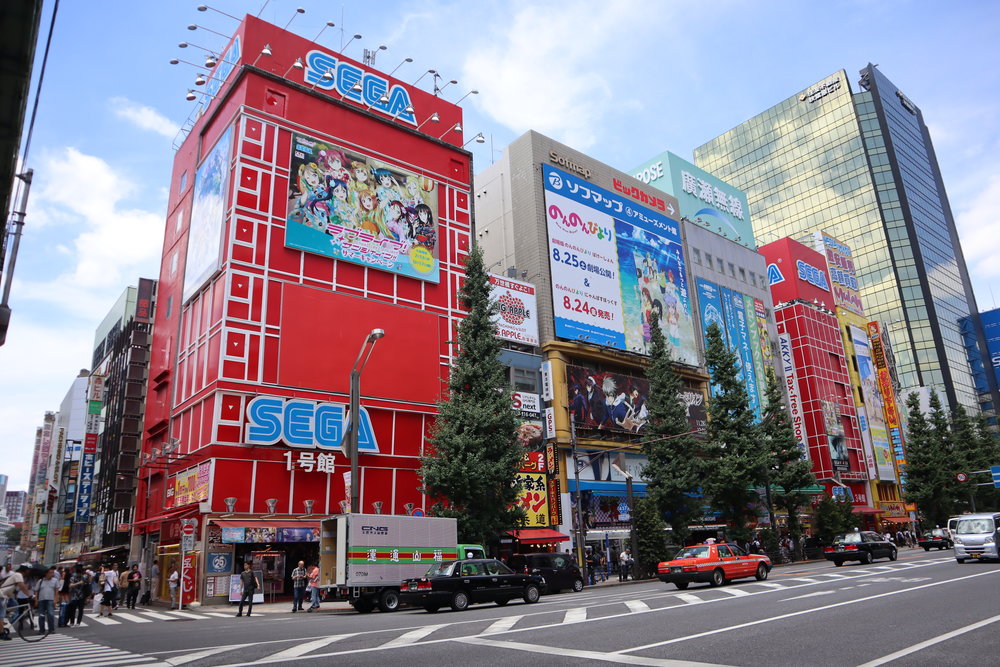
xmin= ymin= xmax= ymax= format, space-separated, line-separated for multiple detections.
xmin=824 ymin=531 xmax=898 ymax=566
xmin=918 ymin=528 xmax=953 ymax=551
xmin=399 ymin=559 xmax=544 ymax=612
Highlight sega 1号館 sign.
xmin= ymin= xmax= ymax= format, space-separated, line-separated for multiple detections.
xmin=246 ymin=396 xmax=380 ymax=470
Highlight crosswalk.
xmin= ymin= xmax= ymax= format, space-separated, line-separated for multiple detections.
xmin=1 ymin=633 xmax=163 ymax=667
xmin=69 ymin=608 xmax=232 ymax=627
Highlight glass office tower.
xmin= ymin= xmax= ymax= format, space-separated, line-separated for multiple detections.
xmin=695 ymin=64 xmax=997 ymax=415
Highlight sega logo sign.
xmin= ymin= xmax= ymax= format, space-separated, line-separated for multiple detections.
xmin=246 ymin=396 xmax=379 ymax=453
xmin=796 ymin=260 xmax=830 ymax=291
xmin=304 ymin=50 xmax=416 ymax=125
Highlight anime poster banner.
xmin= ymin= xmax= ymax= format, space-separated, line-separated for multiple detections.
xmin=851 ymin=325 xmax=896 ymax=480
xmin=854 ymin=405 xmax=879 ymax=479
xmin=278 ymin=527 xmax=320 ymax=542
xmin=823 ymin=400 xmax=849 ymax=471
xmin=695 ymin=278 xmax=726 ymax=397
xmin=184 ymin=125 xmax=234 ymax=302
xmin=542 ymin=164 xmax=697 ymax=364
xmin=489 ymin=274 xmax=540 ymax=346
xmin=744 ymin=293 xmax=768 ymax=410
xmin=285 ymin=132 xmax=440 ymax=282
xmin=516 ymin=473 xmax=549 ymax=527
xmin=719 ymin=286 xmax=747 ymax=383
xmin=566 ymin=364 xmax=649 ymax=433
xmin=729 ymin=290 xmax=761 ymax=419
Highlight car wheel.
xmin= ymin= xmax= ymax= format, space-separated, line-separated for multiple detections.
xmin=353 ymin=597 xmax=375 ymax=614
xmin=450 ymin=591 xmax=469 ymax=611
xmin=423 ymin=604 xmax=439 ymax=613
xmin=860 ymin=551 xmax=873 ymax=565
xmin=571 ymin=578 xmax=584 ymax=593
xmin=495 ymin=598 xmax=509 ymax=607
xmin=755 ymin=564 xmax=769 ymax=581
xmin=889 ymin=548 xmax=898 ymax=561
xmin=956 ymin=558 xmax=965 ymax=564
xmin=833 ymin=560 xmax=844 ymax=567
xmin=923 ymin=546 xmax=930 ymax=552
xmin=377 ymin=588 xmax=400 ymax=613
xmin=523 ymin=584 xmax=541 ymax=604
xmin=674 ymin=581 xmax=689 ymax=590
xmin=709 ymin=569 xmax=724 ymax=587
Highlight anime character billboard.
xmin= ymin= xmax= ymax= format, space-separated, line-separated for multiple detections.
xmin=567 ymin=364 xmax=650 ymax=434
xmin=184 ymin=126 xmax=234 ymax=302
xmin=285 ymin=132 xmax=440 ymax=282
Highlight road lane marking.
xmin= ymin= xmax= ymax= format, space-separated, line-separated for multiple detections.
xmin=718 ymin=588 xmax=750 ymax=597
xmin=203 ymin=612 xmax=232 ymax=617
xmin=138 ymin=610 xmax=177 ymax=620
xmin=626 ymin=600 xmax=650 ymax=612
xmin=616 ymin=568 xmax=1000 ymax=655
xmin=459 ymin=636 xmax=734 ymax=666
xmin=167 ymin=646 xmax=242 ymax=665
xmin=258 ymin=634 xmax=357 ymax=661
xmin=381 ymin=624 xmax=446 ymax=647
xmin=857 ymin=614 xmax=1000 ymax=666
xmin=483 ymin=615 xmax=523 ymax=634
xmin=780 ymin=590 xmax=836 ymax=601
xmin=90 ymin=615 xmax=121 ymax=625
xmin=167 ymin=610 xmax=208 ymax=620
xmin=751 ymin=582 xmax=785 ymax=589
xmin=787 ymin=577 xmax=821 ymax=583
xmin=676 ymin=593 xmax=704 ymax=604
xmin=113 ymin=612 xmax=153 ymax=623
xmin=563 ymin=607 xmax=587 ymax=623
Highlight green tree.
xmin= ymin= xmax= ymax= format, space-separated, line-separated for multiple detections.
xmin=631 ymin=496 xmax=668 ymax=579
xmin=902 ymin=391 xmax=954 ymax=527
xmin=759 ymin=367 xmax=816 ymax=549
xmin=813 ymin=494 xmax=856 ymax=544
xmin=701 ymin=322 xmax=770 ymax=542
xmin=641 ymin=318 xmax=701 ymax=545
xmin=420 ymin=244 xmax=525 ymax=546
xmin=3 ymin=526 xmax=21 ymax=545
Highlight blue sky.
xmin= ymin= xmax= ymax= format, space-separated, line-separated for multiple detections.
xmin=4 ymin=0 xmax=1000 ymax=490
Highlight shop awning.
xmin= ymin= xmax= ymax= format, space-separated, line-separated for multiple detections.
xmin=851 ymin=506 xmax=880 ymax=515
xmin=506 ymin=529 xmax=571 ymax=544
xmin=881 ymin=516 xmax=912 ymax=523
xmin=77 ymin=546 xmax=127 ymax=562
xmin=131 ymin=505 xmax=198 ymax=528
xmin=211 ymin=520 xmax=316 ymax=529
xmin=565 ymin=480 xmax=648 ymax=497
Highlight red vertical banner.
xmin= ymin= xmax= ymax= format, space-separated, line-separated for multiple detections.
xmin=181 ymin=552 xmax=198 ymax=605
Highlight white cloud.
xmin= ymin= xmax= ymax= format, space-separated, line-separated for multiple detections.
xmin=955 ymin=173 xmax=1000 ymax=303
xmin=461 ymin=0 xmax=650 ymax=150
xmin=17 ymin=147 xmax=165 ymax=317
xmin=110 ymin=97 xmax=180 ymax=139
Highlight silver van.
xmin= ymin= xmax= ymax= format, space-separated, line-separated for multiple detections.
xmin=952 ymin=512 xmax=1000 ymax=563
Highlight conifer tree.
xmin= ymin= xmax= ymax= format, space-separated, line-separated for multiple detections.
xmin=421 ymin=244 xmax=525 ymax=546
xmin=631 ymin=496 xmax=668 ymax=579
xmin=902 ymin=391 xmax=954 ymax=527
xmin=814 ymin=494 xmax=856 ymax=544
xmin=701 ymin=322 xmax=770 ymax=542
xmin=759 ymin=367 xmax=816 ymax=543
xmin=641 ymin=318 xmax=700 ymax=545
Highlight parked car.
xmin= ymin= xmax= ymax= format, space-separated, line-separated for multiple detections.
xmin=918 ymin=528 xmax=953 ymax=551
xmin=824 ymin=531 xmax=898 ymax=566
xmin=656 ymin=543 xmax=771 ymax=589
xmin=399 ymin=559 xmax=544 ymax=612
xmin=507 ymin=553 xmax=584 ymax=594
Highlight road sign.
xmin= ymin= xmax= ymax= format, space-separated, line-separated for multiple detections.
xmin=991 ymin=465 xmax=1000 ymax=489
xmin=181 ymin=522 xmax=196 ymax=552
xmin=956 ymin=472 xmax=969 ymax=483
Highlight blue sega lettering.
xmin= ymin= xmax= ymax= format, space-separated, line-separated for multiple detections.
xmin=247 ymin=396 xmax=379 ymax=452
xmin=303 ymin=50 xmax=416 ymax=125
xmin=795 ymin=260 xmax=830 ymax=290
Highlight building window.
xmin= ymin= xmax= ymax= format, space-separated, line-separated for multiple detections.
xmin=739 ymin=268 xmax=747 ymax=282
xmin=179 ymin=171 xmax=188 ymax=194
xmin=750 ymin=272 xmax=757 ymax=287
xmin=692 ymin=248 xmax=701 ymax=265
xmin=728 ymin=262 xmax=736 ymax=278
xmin=705 ymin=253 xmax=713 ymax=270
xmin=717 ymin=257 xmax=725 ymax=273
xmin=512 ymin=367 xmax=538 ymax=393
xmin=165 ymin=296 xmax=173 ymax=319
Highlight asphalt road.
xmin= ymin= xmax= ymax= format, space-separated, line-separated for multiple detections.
xmin=4 ymin=548 xmax=998 ymax=666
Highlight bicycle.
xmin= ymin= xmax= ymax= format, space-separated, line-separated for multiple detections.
xmin=3 ymin=601 xmax=50 ymax=642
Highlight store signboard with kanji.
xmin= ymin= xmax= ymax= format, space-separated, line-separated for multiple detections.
xmin=516 ymin=472 xmax=549 ymax=527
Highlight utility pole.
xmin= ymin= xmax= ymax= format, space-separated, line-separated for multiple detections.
xmin=570 ymin=415 xmax=588 ymax=585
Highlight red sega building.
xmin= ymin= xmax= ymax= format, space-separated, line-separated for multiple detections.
xmin=759 ymin=238 xmax=873 ymax=519
xmin=135 ymin=15 xmax=472 ymax=604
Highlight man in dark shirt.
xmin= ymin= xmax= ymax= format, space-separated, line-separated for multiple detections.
xmin=236 ymin=563 xmax=260 ymax=617
xmin=65 ymin=566 xmax=89 ymax=627
xmin=290 ymin=561 xmax=307 ymax=612
xmin=125 ymin=564 xmax=142 ymax=610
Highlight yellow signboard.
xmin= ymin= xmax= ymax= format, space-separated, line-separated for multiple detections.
xmin=516 ymin=473 xmax=549 ymax=527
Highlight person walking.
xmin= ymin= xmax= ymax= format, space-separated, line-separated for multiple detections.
xmin=113 ymin=564 xmax=126 ymax=610
xmin=236 ymin=562 xmax=260 ymax=617
xmin=57 ymin=566 xmax=71 ymax=627
xmin=90 ymin=567 xmax=103 ymax=615
xmin=99 ymin=564 xmax=118 ymax=617
xmin=306 ymin=562 xmax=321 ymax=611
xmin=618 ymin=549 xmax=631 ymax=582
xmin=150 ymin=560 xmax=160 ymax=601
xmin=66 ymin=566 xmax=88 ymax=627
xmin=36 ymin=567 xmax=59 ymax=635
xmin=168 ymin=567 xmax=179 ymax=609
xmin=290 ymin=561 xmax=307 ymax=612
xmin=125 ymin=564 xmax=142 ymax=610
xmin=1 ymin=564 xmax=35 ymax=641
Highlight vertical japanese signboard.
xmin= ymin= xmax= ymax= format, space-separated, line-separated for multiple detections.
xmin=851 ymin=326 xmax=895 ymax=481
xmin=868 ymin=322 xmax=906 ymax=479
xmin=76 ymin=375 xmax=104 ymax=523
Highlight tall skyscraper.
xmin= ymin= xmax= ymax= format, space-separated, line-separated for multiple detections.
xmin=694 ymin=64 xmax=998 ymax=417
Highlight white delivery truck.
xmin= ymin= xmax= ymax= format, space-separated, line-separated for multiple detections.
xmin=319 ymin=514 xmax=483 ymax=613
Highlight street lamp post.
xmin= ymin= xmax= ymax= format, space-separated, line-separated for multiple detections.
xmin=347 ymin=328 xmax=385 ymax=513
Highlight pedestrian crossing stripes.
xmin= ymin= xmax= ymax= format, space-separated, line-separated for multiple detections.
xmin=76 ymin=609 xmax=213 ymax=625
xmin=1 ymin=633 xmax=162 ymax=667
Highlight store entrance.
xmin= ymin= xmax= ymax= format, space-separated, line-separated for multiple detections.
xmin=231 ymin=543 xmax=319 ymax=601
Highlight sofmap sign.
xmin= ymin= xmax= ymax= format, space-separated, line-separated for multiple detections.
xmin=246 ymin=396 xmax=379 ymax=454
xmin=304 ymin=50 xmax=417 ymax=125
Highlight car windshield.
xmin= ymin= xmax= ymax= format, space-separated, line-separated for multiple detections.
xmin=423 ymin=561 xmax=457 ymax=578
xmin=955 ymin=518 xmax=996 ymax=535
xmin=834 ymin=533 xmax=862 ymax=545
xmin=927 ymin=529 xmax=947 ymax=538
xmin=674 ymin=547 xmax=710 ymax=559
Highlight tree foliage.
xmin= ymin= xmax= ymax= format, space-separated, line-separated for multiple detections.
xmin=631 ymin=496 xmax=668 ymax=579
xmin=759 ymin=367 xmax=816 ymax=540
xmin=701 ymin=322 xmax=770 ymax=542
xmin=902 ymin=391 xmax=955 ymax=527
xmin=420 ymin=244 xmax=525 ymax=546
xmin=813 ymin=494 xmax=856 ymax=544
xmin=640 ymin=318 xmax=701 ymax=544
